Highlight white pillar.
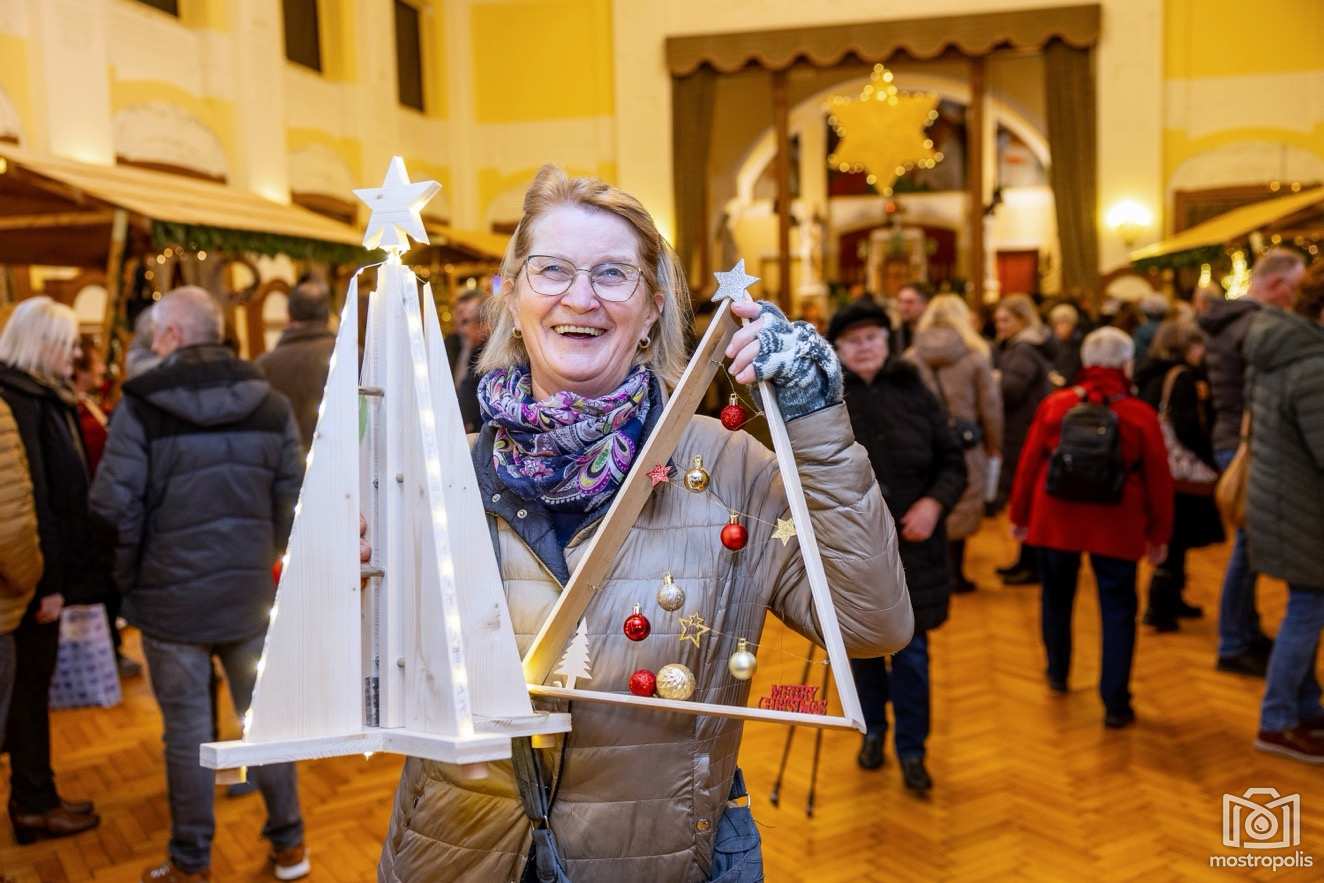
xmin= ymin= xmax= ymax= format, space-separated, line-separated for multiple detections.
xmin=348 ymin=0 xmax=400 ymax=201
xmin=27 ymin=0 xmax=113 ymax=163
xmin=229 ymin=0 xmax=289 ymax=200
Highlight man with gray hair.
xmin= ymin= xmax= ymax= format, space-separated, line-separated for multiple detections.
xmin=257 ymin=278 xmax=336 ymax=451
xmin=1198 ymin=247 xmax=1306 ymax=677
xmin=89 ymin=286 xmax=311 ymax=882
xmin=1010 ymin=326 xmax=1174 ymax=730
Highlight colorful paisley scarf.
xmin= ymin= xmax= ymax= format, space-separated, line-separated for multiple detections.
xmin=478 ymin=364 xmax=652 ymax=512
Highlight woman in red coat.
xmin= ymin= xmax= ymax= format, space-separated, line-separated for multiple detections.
xmin=1009 ymin=326 xmax=1173 ymax=729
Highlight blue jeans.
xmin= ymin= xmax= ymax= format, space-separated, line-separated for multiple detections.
xmin=0 ymin=632 xmax=12 ymax=741
xmin=849 ymin=631 xmax=930 ymax=759
xmin=142 ymin=633 xmax=303 ymax=873
xmin=1259 ymin=587 xmax=1324 ymax=732
xmin=1215 ymin=448 xmax=1263 ymax=657
xmin=1039 ymin=550 xmax=1138 ymax=715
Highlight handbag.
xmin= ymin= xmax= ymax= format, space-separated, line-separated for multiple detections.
xmin=1158 ymin=366 xmax=1219 ymax=495
xmin=49 ymin=604 xmax=122 ymax=709
xmin=931 ymin=369 xmax=983 ymax=451
xmin=1216 ymin=408 xmax=1251 ymax=527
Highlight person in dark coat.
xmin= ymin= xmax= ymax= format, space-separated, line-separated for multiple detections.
xmin=1135 ymin=320 xmax=1224 ymax=632
xmin=1243 ymin=306 xmax=1324 ymax=763
xmin=1198 ymin=247 xmax=1304 ymax=676
xmin=256 ymin=279 xmax=337 ymax=453
xmin=88 ymin=286 xmax=309 ymax=881
xmin=828 ymin=301 xmax=967 ymax=795
xmin=445 ymin=289 xmax=489 ymax=433
xmin=1048 ymin=302 xmax=1085 ymax=386
xmin=0 ymin=297 xmax=102 ymax=843
xmin=1010 ymin=327 xmax=1174 ymax=729
xmin=992 ymin=294 xmax=1054 ymax=584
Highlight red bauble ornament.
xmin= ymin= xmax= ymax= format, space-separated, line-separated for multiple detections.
xmin=623 ymin=604 xmax=651 ymax=641
xmin=629 ymin=668 xmax=657 ymax=697
xmin=720 ymin=513 xmax=748 ymax=551
xmin=720 ymin=394 xmax=748 ymax=431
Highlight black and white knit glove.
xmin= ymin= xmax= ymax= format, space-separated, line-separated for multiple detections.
xmin=748 ymin=302 xmax=844 ymax=420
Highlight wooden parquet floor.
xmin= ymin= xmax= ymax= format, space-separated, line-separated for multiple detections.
xmin=3 ymin=517 xmax=1321 ymax=882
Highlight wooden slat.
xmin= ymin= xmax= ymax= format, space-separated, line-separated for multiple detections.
xmin=521 ymin=300 xmax=740 ymax=684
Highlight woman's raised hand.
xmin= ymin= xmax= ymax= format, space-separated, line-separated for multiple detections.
xmin=722 ymin=299 xmax=843 ymax=420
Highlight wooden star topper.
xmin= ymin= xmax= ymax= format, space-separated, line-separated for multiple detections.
xmin=677 ymin=612 xmax=711 ymax=649
xmin=353 ymin=156 xmax=441 ymax=252
xmin=711 ymin=259 xmax=759 ymax=305
xmin=771 ymin=517 xmax=797 ymax=546
xmin=647 ymin=463 xmax=673 ymax=488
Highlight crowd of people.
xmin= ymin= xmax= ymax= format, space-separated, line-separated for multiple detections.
xmin=0 ymin=175 xmax=1322 ymax=880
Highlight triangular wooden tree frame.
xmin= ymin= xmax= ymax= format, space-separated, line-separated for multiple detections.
xmin=522 ymin=271 xmax=867 ymax=733
xmin=201 ymin=159 xmax=569 ymax=776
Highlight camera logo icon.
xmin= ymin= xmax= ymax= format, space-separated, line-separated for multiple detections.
xmin=1223 ymin=788 xmax=1301 ymax=850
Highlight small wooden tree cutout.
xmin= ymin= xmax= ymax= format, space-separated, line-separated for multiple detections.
xmin=553 ymin=621 xmax=593 ymax=690
xmin=521 ymin=261 xmax=868 ymax=733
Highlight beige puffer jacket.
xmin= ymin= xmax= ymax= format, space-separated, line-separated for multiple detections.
xmin=378 ymin=404 xmax=912 ymax=882
xmin=907 ymin=327 xmax=1004 ymax=539
xmin=0 ymin=397 xmax=43 ymax=633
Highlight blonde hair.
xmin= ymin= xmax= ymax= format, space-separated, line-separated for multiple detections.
xmin=1150 ymin=318 xmax=1205 ymax=362
xmin=0 ymin=296 xmax=79 ymax=382
xmin=1048 ymin=303 xmax=1079 ymax=327
xmin=916 ymin=294 xmax=989 ymax=356
xmin=478 ymin=165 xmax=692 ymax=385
xmin=996 ymin=294 xmax=1043 ymax=333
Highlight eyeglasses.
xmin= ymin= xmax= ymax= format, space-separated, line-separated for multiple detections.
xmin=523 ymin=255 xmax=643 ymax=302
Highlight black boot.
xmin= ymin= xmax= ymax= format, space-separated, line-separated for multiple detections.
xmin=899 ymin=757 xmax=932 ymax=795
xmin=857 ymin=732 xmax=885 ymax=770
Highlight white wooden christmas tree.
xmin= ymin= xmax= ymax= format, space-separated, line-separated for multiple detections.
xmin=200 ymin=158 xmax=570 ymax=776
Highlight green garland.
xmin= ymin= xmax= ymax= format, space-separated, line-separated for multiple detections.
xmin=1131 ymin=244 xmax=1227 ymax=273
xmin=152 ymin=221 xmax=369 ymax=264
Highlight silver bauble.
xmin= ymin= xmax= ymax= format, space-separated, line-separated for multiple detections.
xmin=656 ymin=572 xmax=686 ymax=612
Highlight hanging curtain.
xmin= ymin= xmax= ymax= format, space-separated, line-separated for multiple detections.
xmin=670 ymin=66 xmax=717 ymax=290
xmin=1044 ymin=39 xmax=1099 ymax=299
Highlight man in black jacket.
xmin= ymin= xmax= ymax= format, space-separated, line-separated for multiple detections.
xmin=89 ymin=287 xmax=310 ymax=883
xmin=828 ymin=301 xmax=967 ymax=795
xmin=1198 ymin=248 xmax=1304 ymax=677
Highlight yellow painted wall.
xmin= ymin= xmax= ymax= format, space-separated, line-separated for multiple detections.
xmin=470 ymin=0 xmax=613 ymax=123
xmin=1165 ymin=0 xmax=1323 ymax=78
xmin=109 ymin=79 xmax=238 ymax=172
xmin=0 ymin=35 xmax=38 ymax=145
xmin=1163 ymin=0 xmax=1324 ymax=193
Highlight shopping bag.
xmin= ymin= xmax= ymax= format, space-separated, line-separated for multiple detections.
xmin=49 ymin=604 xmax=122 ymax=709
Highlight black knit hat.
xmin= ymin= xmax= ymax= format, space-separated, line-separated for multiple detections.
xmin=826 ymin=300 xmax=892 ymax=344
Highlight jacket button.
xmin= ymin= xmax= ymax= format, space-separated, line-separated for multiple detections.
xmin=516 ymin=509 xmax=528 ymax=519
xmin=491 ymin=493 xmax=501 ymax=503
xmin=695 ymin=818 xmax=711 ymax=833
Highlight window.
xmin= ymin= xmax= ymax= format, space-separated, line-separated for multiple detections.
xmin=394 ymin=0 xmax=425 ymax=111
xmin=283 ymin=0 xmax=322 ymax=72
xmin=134 ymin=0 xmax=180 ymax=15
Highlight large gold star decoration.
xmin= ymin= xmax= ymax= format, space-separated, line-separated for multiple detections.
xmin=827 ymin=64 xmax=942 ymax=197
xmin=677 ymin=612 xmax=711 ymax=649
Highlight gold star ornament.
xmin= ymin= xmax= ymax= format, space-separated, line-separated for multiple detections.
xmin=677 ymin=612 xmax=711 ymax=649
xmin=771 ymin=517 xmax=797 ymax=546
xmin=353 ymin=156 xmax=441 ymax=252
xmin=827 ymin=64 xmax=942 ymax=197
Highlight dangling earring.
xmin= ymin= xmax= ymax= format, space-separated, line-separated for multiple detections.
xmin=512 ymin=327 xmax=523 ymax=339
xmin=638 ymin=335 xmax=651 ymax=350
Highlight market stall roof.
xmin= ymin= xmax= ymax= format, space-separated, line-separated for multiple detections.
xmin=421 ymin=220 xmax=509 ymax=263
xmin=1130 ymin=188 xmax=1324 ymax=267
xmin=0 ymin=144 xmax=364 ymax=266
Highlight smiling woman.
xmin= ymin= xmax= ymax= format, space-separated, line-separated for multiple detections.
xmin=378 ymin=165 xmax=913 ymax=883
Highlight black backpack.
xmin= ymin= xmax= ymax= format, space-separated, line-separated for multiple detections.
xmin=1045 ymin=389 xmax=1128 ymax=504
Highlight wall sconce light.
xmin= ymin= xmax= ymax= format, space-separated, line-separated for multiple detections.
xmin=1105 ymin=199 xmax=1154 ymax=248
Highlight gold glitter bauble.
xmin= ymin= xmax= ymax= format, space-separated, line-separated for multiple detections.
xmin=683 ymin=455 xmax=710 ymax=493
xmin=727 ymin=639 xmax=758 ymax=681
xmin=656 ymin=572 xmax=686 ymax=612
xmin=655 ymin=663 xmax=696 ymax=700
